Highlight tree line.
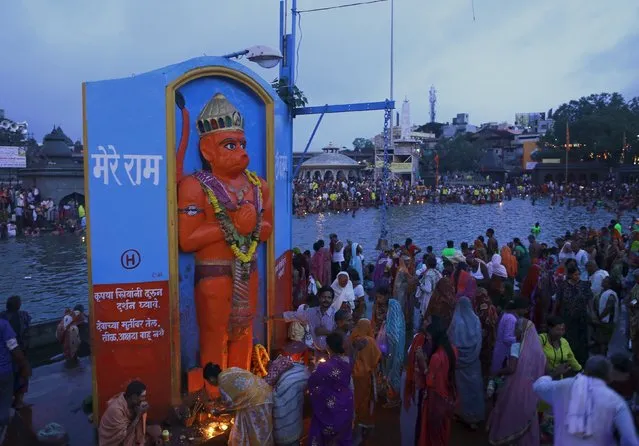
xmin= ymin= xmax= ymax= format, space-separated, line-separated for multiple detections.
xmin=349 ymin=92 xmax=639 ymax=173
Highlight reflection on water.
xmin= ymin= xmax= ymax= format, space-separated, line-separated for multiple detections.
xmin=0 ymin=235 xmax=87 ymax=322
xmin=0 ymin=199 xmax=628 ymax=322
xmin=292 ymin=198 xmax=628 ymax=260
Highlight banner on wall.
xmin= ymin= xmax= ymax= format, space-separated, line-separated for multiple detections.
xmin=84 ymin=75 xmax=175 ymax=420
xmin=0 ymin=146 xmax=26 ymax=168
xmin=91 ymin=281 xmax=171 ymax=419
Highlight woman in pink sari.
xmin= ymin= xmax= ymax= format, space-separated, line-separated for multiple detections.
xmin=488 ymin=318 xmax=546 ymax=446
xmin=311 ymin=240 xmax=331 ymax=288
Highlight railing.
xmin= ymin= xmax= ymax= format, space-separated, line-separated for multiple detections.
xmin=374 ymin=161 xmax=413 ymax=172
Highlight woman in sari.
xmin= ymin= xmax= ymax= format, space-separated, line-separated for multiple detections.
xmin=204 ymin=364 xmax=274 ymax=445
xmin=426 ymin=271 xmax=457 ymax=329
xmin=491 ymin=299 xmax=526 ymax=375
xmin=331 ymin=271 xmax=356 ymax=312
xmin=449 ymin=296 xmax=484 ymax=429
xmin=292 ymin=248 xmax=309 ymax=308
xmin=475 ymin=288 xmax=498 ymax=379
xmin=373 ymin=250 xmax=393 ymax=289
xmin=394 ymin=256 xmax=415 ymax=331
xmin=349 ymin=242 xmax=364 ymax=285
xmin=488 ymin=319 xmax=546 ymax=446
xmin=308 ymin=332 xmax=354 ymax=445
xmin=403 ymin=316 xmax=435 ymax=445
xmin=310 ymin=240 xmax=331 ymax=288
xmin=55 ymin=306 xmax=86 ymax=363
xmin=513 ymin=238 xmax=531 ymax=283
xmin=553 ymin=265 xmax=592 ymax=366
xmin=378 ymin=299 xmax=406 ymax=408
xmin=418 ymin=318 xmax=458 ymax=446
xmin=351 ymin=319 xmax=381 ymax=438
xmin=520 ymin=263 xmax=542 ymax=327
xmin=500 ymin=246 xmax=518 ymax=280
xmin=454 ymin=262 xmax=477 ymax=302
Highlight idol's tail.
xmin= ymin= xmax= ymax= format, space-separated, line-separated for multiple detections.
xmin=175 ymin=91 xmax=190 ymax=183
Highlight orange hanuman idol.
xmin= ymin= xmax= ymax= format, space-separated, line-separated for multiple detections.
xmin=176 ymin=93 xmax=273 ymax=387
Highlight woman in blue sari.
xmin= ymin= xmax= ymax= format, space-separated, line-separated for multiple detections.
xmin=349 ymin=242 xmax=364 ymax=285
xmin=449 ymin=296 xmax=484 ymax=429
xmin=377 ymin=298 xmax=406 ymax=408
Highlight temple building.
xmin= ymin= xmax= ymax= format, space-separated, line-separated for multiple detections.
xmin=297 ymin=143 xmax=363 ymax=181
xmin=19 ymin=126 xmax=85 ymax=205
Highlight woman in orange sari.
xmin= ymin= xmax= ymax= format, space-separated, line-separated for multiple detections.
xmin=500 ymin=245 xmax=518 ymax=280
xmin=351 ymin=319 xmax=382 ymax=438
xmin=55 ymin=307 xmax=87 ymax=363
xmin=418 ymin=318 xmax=458 ymax=446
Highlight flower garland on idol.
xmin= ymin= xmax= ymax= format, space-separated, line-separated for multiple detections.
xmin=204 ymin=170 xmax=262 ymax=265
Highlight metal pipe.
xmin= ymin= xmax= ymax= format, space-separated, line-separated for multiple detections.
xmin=388 ymin=0 xmax=394 ymax=172
xmin=222 ymin=49 xmax=249 ymax=59
xmin=290 ymin=0 xmax=298 ymax=92
xmin=390 ymin=0 xmax=394 ymax=102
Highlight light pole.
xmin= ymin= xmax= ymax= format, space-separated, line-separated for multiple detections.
xmin=223 ymin=45 xmax=283 ymax=69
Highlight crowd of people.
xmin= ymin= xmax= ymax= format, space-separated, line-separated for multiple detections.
xmin=0 ymin=184 xmax=86 ymax=238
xmin=273 ymin=224 xmax=639 ymax=444
xmin=292 ymin=177 xmax=639 ymax=217
xmin=102 ymin=224 xmax=639 ymax=445
xmin=4 ymin=220 xmax=639 ymax=445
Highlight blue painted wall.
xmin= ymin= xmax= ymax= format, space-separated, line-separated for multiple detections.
xmin=85 ymin=56 xmax=292 ymax=375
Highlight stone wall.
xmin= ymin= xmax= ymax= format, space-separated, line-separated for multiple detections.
xmin=19 ymin=168 xmax=84 ymax=204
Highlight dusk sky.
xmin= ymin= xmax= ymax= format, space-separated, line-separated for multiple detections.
xmin=1 ymin=0 xmax=638 ymax=152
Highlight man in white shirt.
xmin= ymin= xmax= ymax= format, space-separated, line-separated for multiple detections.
xmin=587 ymin=261 xmax=609 ymax=298
xmin=533 ymin=355 xmax=638 ymax=446
xmin=417 ymin=255 xmax=442 ymax=319
xmin=330 ymin=233 xmax=345 ymax=281
xmin=573 ymin=242 xmax=590 ymax=281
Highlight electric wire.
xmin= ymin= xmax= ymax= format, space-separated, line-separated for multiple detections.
xmin=297 ymin=0 xmax=387 ymax=14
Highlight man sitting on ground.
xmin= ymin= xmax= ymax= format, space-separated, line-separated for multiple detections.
xmin=98 ymin=380 xmax=161 ymax=446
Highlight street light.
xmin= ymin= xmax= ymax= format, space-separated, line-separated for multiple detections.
xmin=223 ymin=45 xmax=283 ymax=69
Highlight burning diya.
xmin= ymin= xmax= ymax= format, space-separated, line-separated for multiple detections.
xmin=202 ymin=416 xmax=234 ymax=440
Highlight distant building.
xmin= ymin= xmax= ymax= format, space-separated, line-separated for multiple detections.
xmin=372 ymin=98 xmax=433 ymax=185
xmin=296 ymin=143 xmax=363 ymax=181
xmin=19 ymin=126 xmax=85 ymax=204
xmin=514 ymin=112 xmax=554 ymax=135
xmin=441 ymin=113 xmax=477 ymax=138
xmin=470 ymin=126 xmax=522 ymax=173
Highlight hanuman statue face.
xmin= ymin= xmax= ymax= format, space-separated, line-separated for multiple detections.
xmin=196 ymin=93 xmax=249 ymax=176
xmin=200 ymin=130 xmax=249 ymax=176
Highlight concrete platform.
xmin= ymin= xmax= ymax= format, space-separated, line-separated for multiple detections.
xmin=2 ymin=358 xmax=94 ymax=446
xmin=2 ymin=358 xmax=492 ymax=446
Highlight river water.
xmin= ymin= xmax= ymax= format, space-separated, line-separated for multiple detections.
xmin=0 ymin=199 xmax=629 ymax=322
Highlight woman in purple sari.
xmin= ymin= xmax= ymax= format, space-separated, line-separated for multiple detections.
xmin=308 ymin=331 xmax=354 ymax=445
xmin=488 ymin=318 xmax=546 ymax=446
